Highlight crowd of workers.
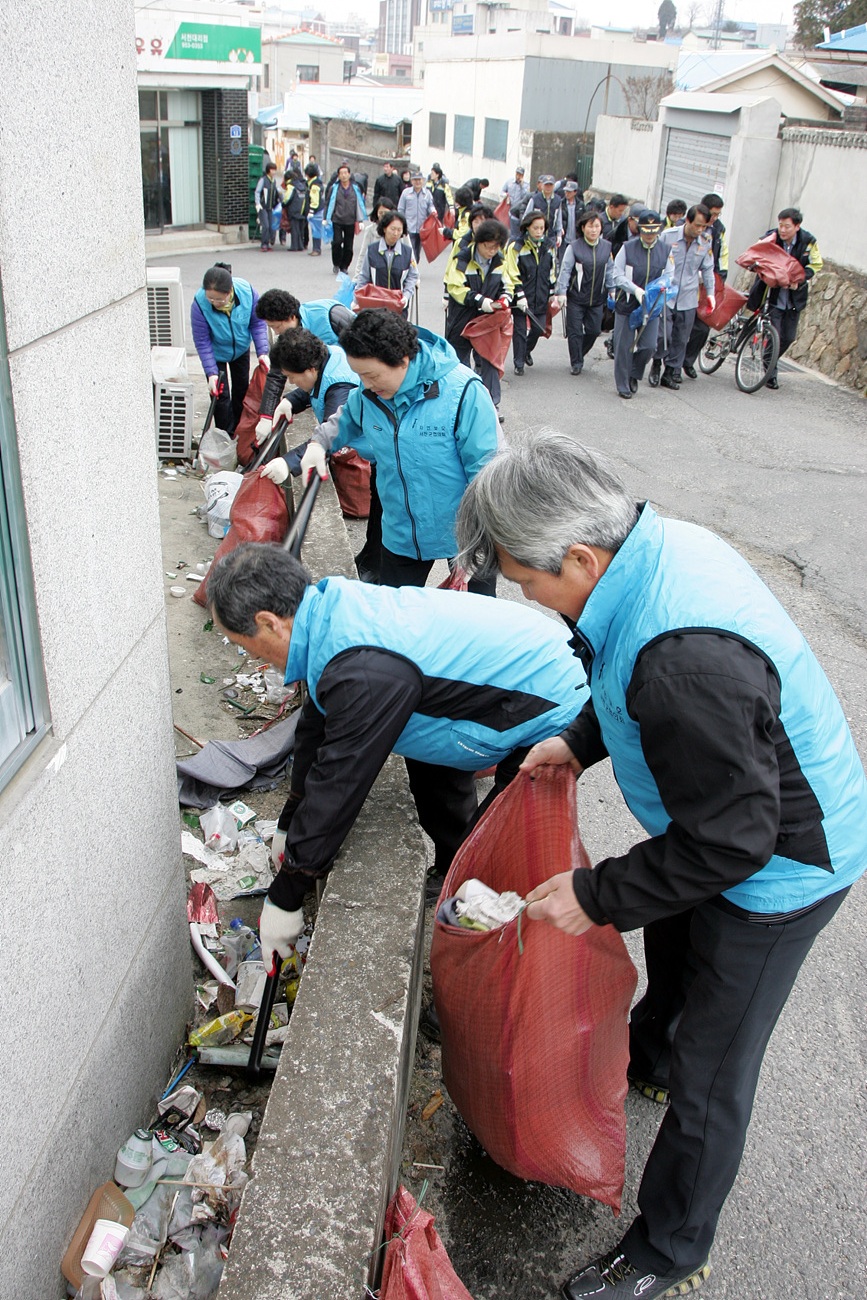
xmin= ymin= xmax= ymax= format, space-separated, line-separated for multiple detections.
xmin=190 ymin=159 xmax=855 ymax=1300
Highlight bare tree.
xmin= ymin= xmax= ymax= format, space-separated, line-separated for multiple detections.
xmin=684 ymin=0 xmax=703 ymax=26
xmin=623 ymin=72 xmax=674 ymax=120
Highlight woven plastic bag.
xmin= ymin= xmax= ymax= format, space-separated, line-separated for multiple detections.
xmin=461 ymin=310 xmax=514 ymax=376
xmin=193 ymin=469 xmax=290 ymax=607
xmin=378 ymin=1186 xmax=474 ymax=1300
xmin=419 ymin=211 xmax=450 ymax=263
xmin=735 ymin=236 xmax=806 ymax=288
xmin=354 ymin=284 xmax=406 ymax=313
xmin=330 ymin=446 xmax=371 ymax=518
xmin=232 ymin=361 xmax=269 ymax=467
xmin=544 ymin=296 xmax=562 ymax=339
xmin=430 ymin=766 xmax=637 ymax=1211
xmin=697 ymin=273 xmax=747 ymax=330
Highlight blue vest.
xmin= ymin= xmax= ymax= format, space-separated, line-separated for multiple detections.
xmin=310 ymin=346 xmax=358 ymax=423
xmin=577 ymin=505 xmax=867 ymax=914
xmin=285 ymin=578 xmax=589 ymax=768
xmin=300 ymin=299 xmax=342 ymax=346
xmin=193 ymin=279 xmax=255 ymax=361
xmin=367 ymin=241 xmax=413 ymax=289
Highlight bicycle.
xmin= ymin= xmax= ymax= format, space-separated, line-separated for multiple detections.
xmin=699 ymin=303 xmax=781 ymax=394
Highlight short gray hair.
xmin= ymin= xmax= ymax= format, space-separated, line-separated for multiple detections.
xmin=208 ymin=543 xmax=311 ymax=635
xmin=456 ymin=431 xmax=638 ymax=576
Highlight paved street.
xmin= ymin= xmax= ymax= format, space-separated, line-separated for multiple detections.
xmin=152 ymin=240 xmax=867 ymax=1299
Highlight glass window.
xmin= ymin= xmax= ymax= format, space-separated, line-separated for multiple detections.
xmin=453 ymin=114 xmax=474 ymax=154
xmin=483 ymin=117 xmax=508 ymax=162
xmin=429 ymin=112 xmax=446 ymax=149
xmin=0 ymin=284 xmax=49 ymax=786
xmin=138 ymin=90 xmax=157 ymax=122
xmin=296 ymin=64 xmax=319 ymax=83
xmin=159 ymin=92 xmax=169 ymax=120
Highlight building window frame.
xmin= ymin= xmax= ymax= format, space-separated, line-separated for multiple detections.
xmin=453 ymin=114 xmax=474 ymax=154
xmin=429 ymin=111 xmax=446 ymax=150
xmin=483 ymin=116 xmax=508 ymax=162
xmin=296 ymin=64 xmax=320 ymax=83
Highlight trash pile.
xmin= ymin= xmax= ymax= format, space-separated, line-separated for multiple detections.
xmin=435 ymin=878 xmax=525 ymax=933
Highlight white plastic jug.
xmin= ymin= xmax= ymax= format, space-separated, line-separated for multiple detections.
xmin=204 ymin=471 xmax=242 ymax=539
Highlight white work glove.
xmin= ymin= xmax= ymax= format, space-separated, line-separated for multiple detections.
xmin=273 ymin=398 xmax=294 ymax=426
xmin=516 ymin=296 xmax=528 ymax=313
xmin=255 ymin=416 xmax=273 ymax=440
xmin=258 ymin=354 xmax=270 ymax=370
xmin=207 ymin=374 xmax=220 ymax=396
xmin=271 ymin=828 xmax=287 ymax=871
xmin=706 ymin=296 xmax=716 ymax=313
xmin=479 ymin=297 xmax=495 ymax=313
xmin=401 ymin=294 xmax=409 ymax=309
xmin=299 ymin=441 xmax=328 ymax=482
xmin=261 ymin=458 xmax=290 ymax=485
xmin=259 ymin=899 xmax=304 ymax=975
xmin=556 ymin=294 xmax=567 ymax=310
xmin=351 ymin=300 xmax=359 ymax=312
xmin=633 ymin=286 xmax=645 ymax=305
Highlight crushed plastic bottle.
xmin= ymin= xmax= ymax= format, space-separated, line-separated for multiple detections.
xmin=188 ymin=1010 xmax=253 ymax=1048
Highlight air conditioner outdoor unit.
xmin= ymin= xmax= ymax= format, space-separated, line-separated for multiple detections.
xmin=147 ymin=267 xmax=186 ymax=348
xmin=154 ymin=381 xmax=194 ymax=460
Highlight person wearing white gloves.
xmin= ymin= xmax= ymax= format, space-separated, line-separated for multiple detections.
xmin=502 ymin=210 xmax=557 ymax=376
xmin=647 ymin=204 xmax=716 ymax=391
xmin=608 ymin=210 xmax=674 ymax=400
xmin=207 ymin=541 xmax=590 ymax=968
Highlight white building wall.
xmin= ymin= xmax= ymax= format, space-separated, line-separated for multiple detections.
xmin=772 ymin=130 xmax=867 ymax=273
xmin=0 ymin=3 xmax=190 ymax=1295
xmin=421 ymin=52 xmax=529 ymax=183
xmin=591 ymin=116 xmax=662 ymax=203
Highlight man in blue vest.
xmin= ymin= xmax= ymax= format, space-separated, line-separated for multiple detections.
xmin=455 ymin=430 xmax=866 ymax=1300
xmin=207 ymin=541 xmax=590 ymax=967
xmin=609 ymin=209 xmax=674 ymax=399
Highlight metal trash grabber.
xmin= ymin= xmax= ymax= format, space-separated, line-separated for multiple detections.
xmin=201 ymin=377 xmax=225 ymax=437
xmin=241 ymin=416 xmax=288 ymax=475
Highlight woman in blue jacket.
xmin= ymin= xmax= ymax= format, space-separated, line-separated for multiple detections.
xmin=190 ymin=263 xmax=270 ymax=434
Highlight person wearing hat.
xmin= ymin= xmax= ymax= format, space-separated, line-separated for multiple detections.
xmin=428 ymin=163 xmax=453 ymax=222
xmin=504 ymin=210 xmax=557 ymax=375
xmin=648 ymin=203 xmax=715 ymax=390
xmin=560 ymin=181 xmax=585 ymax=256
xmin=523 ymin=176 xmax=563 ymax=243
xmin=501 ymin=166 xmax=530 ymax=240
xmin=555 ymin=208 xmax=613 ymax=375
xmin=398 ymin=171 xmax=436 ymax=261
xmin=609 ymin=209 xmax=674 ymax=399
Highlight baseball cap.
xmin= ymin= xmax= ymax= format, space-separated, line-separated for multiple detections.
xmin=629 ymin=202 xmax=646 ymax=219
xmin=564 ymin=181 xmax=580 ymax=193
xmin=638 ymin=208 xmax=662 ymax=226
xmin=516 ymin=166 xmax=525 ymax=174
xmin=539 ymin=174 xmax=555 ymax=185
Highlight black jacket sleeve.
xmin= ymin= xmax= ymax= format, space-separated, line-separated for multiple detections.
xmin=560 ymin=696 xmax=609 ymax=770
xmin=267 ymin=649 xmax=424 ymax=910
xmin=321 ymin=382 xmax=353 ymax=423
xmin=328 ymin=304 xmax=355 ymax=340
xmin=572 ymin=632 xmax=783 ymax=931
xmin=259 ymin=368 xmax=287 ymax=418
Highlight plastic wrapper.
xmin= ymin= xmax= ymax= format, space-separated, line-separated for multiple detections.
xmin=118 ymin=1185 xmax=177 ymax=1265
xmin=193 ymin=469 xmax=290 ymax=607
xmin=735 ymin=235 xmax=807 ymax=288
xmin=354 ymin=283 xmax=406 ymax=313
xmin=419 ymin=211 xmax=451 ymax=262
xmin=199 ymin=805 xmax=238 ymax=854
xmin=379 ymin=1186 xmax=474 ymax=1300
xmin=461 ymin=310 xmax=514 ymax=377
xmin=188 ymin=1010 xmax=253 ymax=1048
xmin=197 ymin=428 xmax=237 ymax=474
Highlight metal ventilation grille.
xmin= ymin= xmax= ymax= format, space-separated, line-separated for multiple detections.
xmin=148 ymin=285 xmax=174 ymax=346
xmin=155 ymin=383 xmax=193 ymax=459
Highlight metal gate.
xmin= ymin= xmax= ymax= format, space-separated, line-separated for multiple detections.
xmin=660 ymin=129 xmax=730 ymax=208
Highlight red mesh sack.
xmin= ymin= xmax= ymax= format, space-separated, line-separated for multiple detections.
xmin=379 ymin=1186 xmax=474 ymax=1300
xmin=698 ymin=273 xmax=747 ymax=330
xmin=493 ymin=197 xmax=511 ymax=225
xmin=355 ymin=284 xmax=406 ymax=313
xmin=193 ymin=469 xmax=290 ymax=607
xmin=420 ymin=211 xmax=451 ymax=263
xmin=330 ymin=446 xmax=371 ymax=518
xmin=233 ymin=362 xmax=269 ymax=467
xmin=443 ymin=207 xmax=456 ymax=230
xmin=461 ymin=311 xmax=514 ymax=376
xmin=430 ymin=767 xmax=637 ymax=1211
xmin=735 ymin=236 xmax=806 ymax=288
xmin=544 ymin=296 xmax=563 ymax=339
xmin=438 ymin=565 xmax=468 ymax=592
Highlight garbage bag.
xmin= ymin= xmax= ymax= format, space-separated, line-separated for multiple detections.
xmin=354 ymin=284 xmax=406 ymax=313
xmin=461 ymin=310 xmax=514 ymax=377
xmin=697 ymin=273 xmax=747 ymax=330
xmin=735 ymin=235 xmax=806 ymax=288
xmin=193 ymin=469 xmax=290 ymax=606
xmin=379 ymin=1185 xmax=475 ymax=1300
xmin=198 ymin=427 xmax=237 ymax=474
xmin=544 ymin=296 xmax=562 ymax=339
xmin=438 ymin=565 xmax=468 ymax=592
xmin=330 ymin=446 xmax=372 ymax=518
xmin=443 ymin=207 xmax=455 ymax=230
xmin=430 ymin=766 xmax=637 ymax=1210
xmin=628 ymin=275 xmax=677 ymax=331
xmin=320 ymin=218 xmax=333 ymax=246
xmin=419 ymin=211 xmax=450 ymax=263
xmin=334 ymin=270 xmax=355 ymax=307
xmin=232 ymin=362 xmax=269 ymax=467
xmin=493 ymin=196 xmax=511 ymax=226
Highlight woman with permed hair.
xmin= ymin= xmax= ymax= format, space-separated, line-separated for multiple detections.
xmin=190 ymin=262 xmax=270 ymax=435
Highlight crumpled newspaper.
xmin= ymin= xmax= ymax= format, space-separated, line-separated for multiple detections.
xmin=455 ymin=878 xmax=525 ymax=931
xmin=182 ymin=832 xmax=272 ymax=900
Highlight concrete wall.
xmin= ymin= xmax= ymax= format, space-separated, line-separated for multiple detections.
xmin=772 ymin=129 xmax=867 ymax=274
xmin=0 ymin=3 xmax=190 ymax=1295
xmin=592 ymin=115 xmax=662 ymax=203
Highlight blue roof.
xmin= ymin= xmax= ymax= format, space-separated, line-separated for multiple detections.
xmin=817 ymin=24 xmax=867 ymax=52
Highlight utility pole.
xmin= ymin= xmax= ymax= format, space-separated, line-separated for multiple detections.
xmin=710 ymin=0 xmax=725 ymax=49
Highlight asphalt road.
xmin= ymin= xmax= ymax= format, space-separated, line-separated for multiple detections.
xmin=152 ymin=240 xmax=867 ymax=1299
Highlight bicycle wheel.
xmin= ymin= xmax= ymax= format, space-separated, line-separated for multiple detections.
xmin=735 ymin=317 xmax=780 ymax=393
xmin=699 ymin=330 xmax=730 ymax=374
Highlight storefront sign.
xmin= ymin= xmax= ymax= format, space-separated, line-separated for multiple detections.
xmin=452 ymin=14 xmax=474 ymax=33
xmin=136 ymin=16 xmax=261 ymax=72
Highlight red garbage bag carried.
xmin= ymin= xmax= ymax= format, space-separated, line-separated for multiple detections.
xmin=329 ymin=446 xmax=371 ymax=518
xmin=544 ymin=296 xmax=563 ymax=339
xmin=420 ymin=211 xmax=451 ymax=263
xmin=193 ymin=470 xmax=289 ymax=607
xmin=379 ymin=1186 xmax=475 ymax=1300
xmin=438 ymin=565 xmax=468 ymax=593
xmin=735 ymin=236 xmax=806 ymax=288
xmin=443 ymin=207 xmax=456 ymax=230
xmin=462 ymin=310 xmax=514 ymax=377
xmin=494 ymin=196 xmax=511 ymax=226
xmin=431 ymin=767 xmax=637 ymax=1211
xmin=232 ymin=361 xmax=269 ymax=468
xmin=697 ymin=273 xmax=747 ymax=330
xmin=354 ymin=283 xmax=406 ymax=313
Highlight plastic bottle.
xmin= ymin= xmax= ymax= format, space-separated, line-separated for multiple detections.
xmin=114 ymin=1129 xmax=154 ymax=1189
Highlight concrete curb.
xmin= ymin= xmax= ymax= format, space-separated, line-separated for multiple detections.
xmin=218 ymin=476 xmax=429 ymax=1298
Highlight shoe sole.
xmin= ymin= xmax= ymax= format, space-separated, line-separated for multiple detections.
xmin=663 ymin=1263 xmax=712 ymax=1295
xmin=628 ymin=1076 xmax=670 ymax=1105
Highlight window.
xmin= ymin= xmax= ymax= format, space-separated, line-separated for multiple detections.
xmin=429 ymin=112 xmax=446 ymax=150
xmin=454 ymin=114 xmax=474 ymax=154
xmin=0 ymin=288 xmax=49 ymax=787
xmin=483 ymin=117 xmax=508 ymax=162
xmin=263 ymin=63 xmax=269 ymax=89
xmin=296 ymin=64 xmax=319 ymax=83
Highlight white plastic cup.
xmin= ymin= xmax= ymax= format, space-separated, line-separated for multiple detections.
xmin=80 ymin=1218 xmax=130 ymax=1277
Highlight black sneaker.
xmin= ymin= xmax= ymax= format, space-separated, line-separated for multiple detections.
xmin=766 ymin=376 xmax=779 ymax=389
xmin=683 ymin=364 xmax=697 ymax=379
xmin=561 ymin=1248 xmax=711 ymax=1300
xmin=514 ymin=365 xmax=524 ymax=375
xmin=571 ymin=364 xmax=583 ymax=375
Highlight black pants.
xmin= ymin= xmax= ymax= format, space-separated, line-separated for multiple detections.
xmin=289 ymin=217 xmax=306 ymax=251
xmin=379 ymin=546 xmax=497 ymax=597
xmin=683 ymin=316 xmax=709 ymax=368
xmin=622 ymin=888 xmax=850 ymax=1277
xmin=258 ymin=208 xmax=276 ymax=248
xmin=767 ymin=306 xmax=800 ymax=380
xmin=511 ymin=309 xmax=544 ymax=369
xmin=354 ymin=464 xmax=382 ymax=581
xmin=331 ymin=222 xmax=355 ymax=272
xmin=214 ymin=353 xmax=251 ymax=435
xmin=654 ymin=306 xmax=696 ymax=373
xmin=409 ymin=232 xmax=422 ymax=262
xmin=565 ymin=300 xmax=603 ymax=369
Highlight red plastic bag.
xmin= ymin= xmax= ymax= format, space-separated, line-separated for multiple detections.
xmin=443 ymin=207 xmax=455 ymax=230
xmin=544 ymin=296 xmax=562 ymax=339
xmin=233 ymin=362 xmax=269 ymax=467
xmin=437 ymin=565 xmax=468 ymax=592
xmin=697 ymin=273 xmax=747 ymax=330
xmin=379 ymin=1186 xmax=474 ymax=1300
xmin=419 ymin=211 xmax=450 ymax=263
xmin=354 ymin=283 xmax=405 ymax=313
xmin=430 ymin=767 xmax=637 ymax=1210
xmin=330 ymin=446 xmax=371 ymax=518
xmin=735 ymin=236 xmax=806 ymax=288
xmin=494 ymin=196 xmax=511 ymax=226
xmin=462 ymin=310 xmax=514 ymax=377
xmin=193 ymin=470 xmax=290 ymax=607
